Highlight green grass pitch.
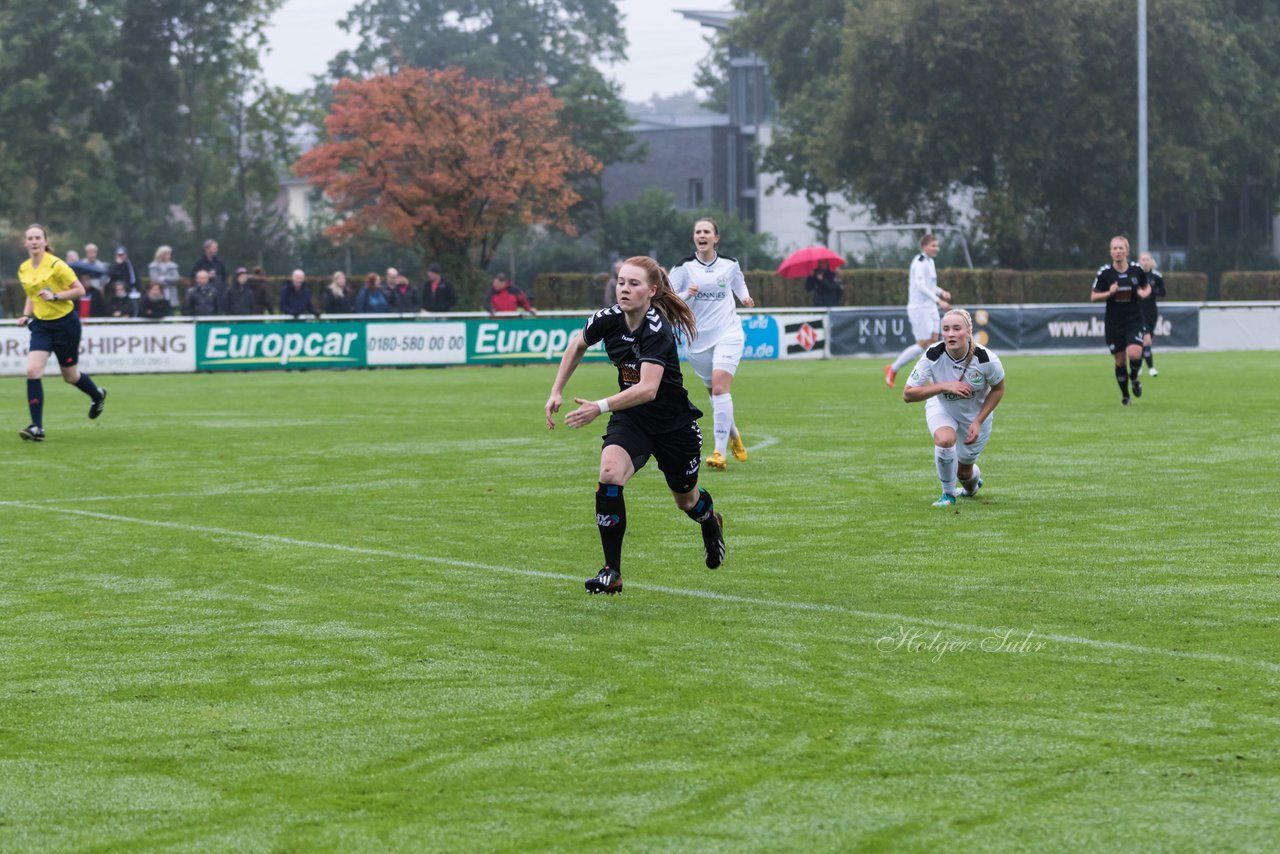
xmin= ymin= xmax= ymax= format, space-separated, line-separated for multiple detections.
xmin=2 ymin=353 xmax=1277 ymax=851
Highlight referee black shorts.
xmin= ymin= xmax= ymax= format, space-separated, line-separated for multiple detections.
xmin=28 ymin=312 xmax=83 ymax=367
xmin=602 ymin=414 xmax=703 ymax=494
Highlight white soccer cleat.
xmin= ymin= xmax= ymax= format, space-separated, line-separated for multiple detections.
xmin=932 ymin=492 xmax=957 ymax=507
xmin=1148 ymin=367 xmax=1159 ymax=377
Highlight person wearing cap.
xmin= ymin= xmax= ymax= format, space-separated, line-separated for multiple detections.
xmin=421 ymin=263 xmax=457 ymax=312
xmin=107 ymin=246 xmax=143 ymax=312
xmin=221 ymin=266 xmax=257 ymax=315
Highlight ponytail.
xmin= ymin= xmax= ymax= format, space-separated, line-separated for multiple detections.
xmin=623 ymin=255 xmax=697 ymax=342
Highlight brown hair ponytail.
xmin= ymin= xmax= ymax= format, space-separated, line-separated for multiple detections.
xmin=624 ymin=255 xmax=698 ymax=342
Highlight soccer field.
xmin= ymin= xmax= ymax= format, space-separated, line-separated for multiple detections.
xmin=2 ymin=353 xmax=1277 ymax=851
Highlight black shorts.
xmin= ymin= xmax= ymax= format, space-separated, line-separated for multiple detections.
xmin=1139 ymin=300 xmax=1158 ymax=334
xmin=602 ymin=414 xmax=703 ymax=494
xmin=28 ymin=312 xmax=82 ymax=367
xmin=1105 ymin=316 xmax=1144 ymax=354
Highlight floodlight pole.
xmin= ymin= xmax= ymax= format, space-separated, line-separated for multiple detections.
xmin=1137 ymin=0 xmax=1149 ymax=253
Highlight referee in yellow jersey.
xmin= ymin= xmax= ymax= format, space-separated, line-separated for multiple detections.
xmin=16 ymin=224 xmax=107 ymax=441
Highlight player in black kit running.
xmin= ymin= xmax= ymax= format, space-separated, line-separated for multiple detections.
xmin=1090 ymin=235 xmax=1151 ymax=405
xmin=545 ymin=256 xmax=725 ymax=595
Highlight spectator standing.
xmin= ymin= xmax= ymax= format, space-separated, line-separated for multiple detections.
xmin=81 ymin=244 xmax=108 ymax=292
xmin=222 ymin=267 xmax=256 ymax=315
xmin=485 ymin=273 xmax=535 ymax=316
xmin=323 ymin=271 xmax=354 ymax=314
xmin=354 ymin=273 xmax=390 ymax=313
xmin=804 ymin=261 xmax=843 ymax=307
xmin=421 ymin=263 xmax=456 ymax=312
xmin=279 ymin=269 xmax=315 ymax=318
xmin=247 ymin=265 xmax=273 ymax=314
xmin=108 ymin=246 xmax=143 ymax=315
xmin=182 ymin=270 xmax=220 ymax=317
xmin=148 ymin=245 xmax=181 ymax=307
xmin=389 ymin=273 xmax=421 ymax=312
xmin=140 ymin=282 xmax=172 ymax=319
xmin=190 ymin=239 xmax=228 ymax=297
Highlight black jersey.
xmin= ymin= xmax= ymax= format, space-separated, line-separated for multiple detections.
xmin=581 ymin=305 xmax=702 ymax=433
xmin=1141 ymin=269 xmax=1165 ymax=300
xmin=1092 ymin=262 xmax=1147 ymax=325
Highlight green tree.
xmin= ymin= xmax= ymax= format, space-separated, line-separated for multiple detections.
xmin=602 ymin=189 xmax=777 ymax=271
xmin=735 ymin=0 xmax=1280 ymax=267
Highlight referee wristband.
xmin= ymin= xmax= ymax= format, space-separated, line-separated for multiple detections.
xmin=595 ymin=398 xmax=610 ymax=414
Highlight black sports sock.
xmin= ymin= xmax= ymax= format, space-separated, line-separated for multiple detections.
xmin=596 ymin=483 xmax=626 ymax=571
xmin=74 ymin=372 xmax=102 ymax=400
xmin=685 ymin=487 xmax=715 ymax=525
xmin=1128 ymin=358 xmax=1142 ymax=381
xmin=27 ymin=379 xmax=43 ymax=427
xmin=1143 ymin=346 xmax=1154 ymax=368
xmin=1114 ymin=365 xmax=1129 ymax=397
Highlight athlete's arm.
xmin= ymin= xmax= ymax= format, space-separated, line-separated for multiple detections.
xmin=903 ymin=379 xmax=973 ymax=404
xmin=43 ymin=281 xmax=86 ymax=301
xmin=545 ymin=331 xmax=589 ymax=429
xmin=1090 ymin=283 xmax=1118 ymax=302
xmin=669 ymin=266 xmax=697 ymax=301
xmin=565 ymin=361 xmax=665 ymax=428
xmin=964 ymin=379 xmax=1005 ymax=444
xmin=17 ymin=296 xmax=34 ymax=327
xmin=729 ymin=263 xmax=754 ymax=308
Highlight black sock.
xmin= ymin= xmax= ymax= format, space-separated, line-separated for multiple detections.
xmin=596 ymin=483 xmax=626 ymax=571
xmin=1115 ymin=365 xmax=1129 ymax=397
xmin=685 ymin=487 xmax=715 ymax=525
xmin=1143 ymin=346 xmax=1154 ymax=368
xmin=1129 ymin=359 xmax=1142 ymax=381
xmin=74 ymin=372 xmax=102 ymax=400
xmin=27 ymin=379 xmax=43 ymax=427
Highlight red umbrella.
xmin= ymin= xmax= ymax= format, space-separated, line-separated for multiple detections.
xmin=777 ymin=246 xmax=845 ymax=279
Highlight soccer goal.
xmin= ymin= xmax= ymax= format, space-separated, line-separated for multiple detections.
xmin=834 ymin=224 xmax=974 ymax=269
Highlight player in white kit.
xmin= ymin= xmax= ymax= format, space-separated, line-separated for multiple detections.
xmin=902 ymin=308 xmax=1006 ymax=506
xmin=885 ymin=233 xmax=951 ymax=388
xmin=669 ymin=217 xmax=755 ymax=470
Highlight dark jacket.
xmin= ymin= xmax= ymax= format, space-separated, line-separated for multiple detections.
xmin=108 ymin=259 xmax=143 ymax=290
xmin=140 ymin=296 xmax=172 ymax=320
xmin=221 ymin=283 xmax=257 ymax=316
xmin=279 ymin=283 xmax=315 ymax=317
xmin=190 ymin=254 xmax=228 ymax=291
xmin=421 ymin=277 xmax=457 ymax=312
xmin=804 ymin=269 xmax=843 ymax=307
xmin=388 ymin=282 xmax=422 ymax=312
xmin=323 ymin=286 xmax=354 ymax=314
xmin=183 ymin=283 xmax=220 ymax=317
xmin=107 ymin=294 xmax=137 ymax=318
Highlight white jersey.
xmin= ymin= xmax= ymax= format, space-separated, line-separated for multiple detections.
xmin=908 ymin=252 xmax=940 ymax=308
xmin=669 ymin=253 xmax=750 ymax=353
xmin=905 ymin=342 xmax=1005 ymax=424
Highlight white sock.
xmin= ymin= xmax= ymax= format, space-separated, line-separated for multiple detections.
xmin=962 ymin=464 xmax=981 ymax=492
xmin=934 ymin=445 xmax=957 ymax=494
xmin=711 ymin=393 xmax=733 ymax=455
xmin=892 ymin=343 xmax=925 ymax=372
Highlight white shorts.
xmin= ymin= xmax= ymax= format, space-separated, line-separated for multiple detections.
xmin=925 ymin=397 xmax=992 ymax=463
xmin=909 ymin=305 xmax=940 ymax=342
xmin=686 ymin=330 xmax=745 ymax=386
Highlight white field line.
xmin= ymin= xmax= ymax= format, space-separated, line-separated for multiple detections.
xmin=4 ymin=502 xmax=1276 ymax=676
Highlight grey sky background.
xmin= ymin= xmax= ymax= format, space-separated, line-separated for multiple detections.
xmin=261 ymin=0 xmax=721 ymax=102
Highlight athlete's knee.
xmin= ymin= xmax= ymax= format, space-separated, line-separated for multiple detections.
xmin=933 ymin=433 xmax=956 ymax=449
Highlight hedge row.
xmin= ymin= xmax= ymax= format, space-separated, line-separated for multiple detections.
xmin=534 ymin=269 xmax=1212 ymax=310
xmin=1218 ymin=271 xmax=1280 ymax=300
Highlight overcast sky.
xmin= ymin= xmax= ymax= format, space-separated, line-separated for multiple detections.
xmin=261 ymin=0 xmax=723 ymax=102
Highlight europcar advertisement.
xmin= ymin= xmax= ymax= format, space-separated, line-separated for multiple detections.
xmin=467 ymin=317 xmax=607 ymax=363
xmin=196 ymin=322 xmax=366 ymax=371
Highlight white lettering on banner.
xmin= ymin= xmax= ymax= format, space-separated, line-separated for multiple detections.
xmin=1046 ymin=316 xmax=1107 ymax=338
xmin=474 ymin=323 xmax=588 ymax=359
xmin=856 ymin=317 xmax=906 ymax=337
xmin=205 ymin=328 xmax=361 ymax=365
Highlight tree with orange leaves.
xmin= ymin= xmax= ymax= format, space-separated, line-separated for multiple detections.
xmin=295 ymin=67 xmax=599 ymax=278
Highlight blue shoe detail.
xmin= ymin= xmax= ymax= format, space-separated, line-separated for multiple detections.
xmin=932 ymin=492 xmax=957 ymax=507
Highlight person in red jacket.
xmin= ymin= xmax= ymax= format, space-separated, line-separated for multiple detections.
xmin=484 ymin=272 xmax=536 ymax=316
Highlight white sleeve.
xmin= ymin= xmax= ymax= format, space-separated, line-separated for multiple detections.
xmin=668 ymin=263 xmax=694 ymax=302
xmin=909 ymin=259 xmax=936 ymax=304
xmin=729 ymin=261 xmax=750 ymax=302
xmin=985 ymin=354 xmax=1005 ymax=386
xmin=904 ymin=352 xmax=934 ymax=388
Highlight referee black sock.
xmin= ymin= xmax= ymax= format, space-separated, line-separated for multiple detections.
xmin=685 ymin=487 xmax=715 ymax=525
xmin=1114 ymin=365 xmax=1129 ymax=397
xmin=1128 ymin=359 xmax=1142 ymax=381
xmin=596 ymin=483 xmax=626 ymax=571
xmin=1143 ymin=346 xmax=1154 ymax=368
xmin=27 ymin=379 xmax=43 ymax=428
xmin=74 ymin=372 xmax=102 ymax=400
